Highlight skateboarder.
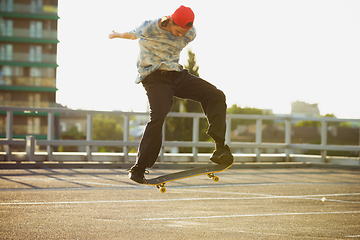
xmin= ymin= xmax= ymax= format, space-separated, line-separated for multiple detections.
xmin=109 ymin=5 xmax=233 ymax=184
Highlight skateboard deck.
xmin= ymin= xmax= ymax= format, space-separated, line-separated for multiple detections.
xmin=145 ymin=162 xmax=233 ymax=193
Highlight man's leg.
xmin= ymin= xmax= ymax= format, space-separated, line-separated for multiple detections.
xmin=128 ymin=73 xmax=175 ymax=183
xmin=174 ymin=70 xmax=233 ymax=164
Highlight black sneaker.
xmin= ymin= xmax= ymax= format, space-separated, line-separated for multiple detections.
xmin=127 ymin=165 xmax=148 ymax=184
xmin=210 ymin=145 xmax=234 ymax=165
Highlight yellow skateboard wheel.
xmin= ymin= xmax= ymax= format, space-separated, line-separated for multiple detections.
xmin=160 ymin=187 xmax=166 ymax=193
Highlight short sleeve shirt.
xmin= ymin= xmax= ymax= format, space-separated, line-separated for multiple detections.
xmin=129 ymin=18 xmax=196 ymax=83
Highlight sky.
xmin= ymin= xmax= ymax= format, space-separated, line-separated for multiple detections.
xmin=56 ymin=0 xmax=360 ymax=119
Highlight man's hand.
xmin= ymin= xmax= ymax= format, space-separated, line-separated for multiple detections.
xmin=108 ymin=30 xmax=119 ymax=39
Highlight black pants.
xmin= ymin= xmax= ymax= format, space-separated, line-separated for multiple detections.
xmin=135 ymin=69 xmax=227 ymax=169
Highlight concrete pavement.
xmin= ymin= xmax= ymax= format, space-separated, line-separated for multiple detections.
xmin=1 ymin=167 xmax=360 ymax=239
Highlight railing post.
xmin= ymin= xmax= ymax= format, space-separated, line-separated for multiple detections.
xmin=321 ymin=120 xmax=327 ymax=163
xmin=255 ymin=119 xmax=262 ymax=162
xmin=123 ymin=114 xmax=130 ymax=163
xmin=285 ymin=118 xmax=292 ymax=162
xmin=192 ymin=116 xmax=199 ymax=162
xmin=26 ymin=135 xmax=35 ymax=161
xmin=86 ymin=114 xmax=93 ymax=161
xmin=6 ymin=110 xmax=13 ymax=162
xmin=47 ymin=112 xmax=54 ymax=161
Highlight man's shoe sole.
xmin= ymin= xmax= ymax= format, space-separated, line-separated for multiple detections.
xmin=210 ymin=153 xmax=234 ymax=165
xmin=220 ymin=154 xmax=234 ymax=165
xmin=129 ymin=173 xmax=147 ymax=184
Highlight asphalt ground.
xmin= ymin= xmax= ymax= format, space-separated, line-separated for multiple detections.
xmin=0 ymin=167 xmax=360 ymax=239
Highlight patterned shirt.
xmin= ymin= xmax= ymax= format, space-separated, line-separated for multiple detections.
xmin=129 ymin=18 xmax=196 ymax=83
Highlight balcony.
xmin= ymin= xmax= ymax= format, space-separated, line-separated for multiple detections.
xmin=0 ymin=28 xmax=58 ymax=44
xmin=0 ymin=100 xmax=56 ymax=108
xmin=0 ymin=3 xmax=59 ymax=19
xmin=12 ymin=125 xmax=48 ymax=136
xmin=0 ymin=52 xmax=58 ymax=67
xmin=15 ymin=52 xmax=56 ymax=63
xmin=0 ymin=76 xmax=56 ymax=88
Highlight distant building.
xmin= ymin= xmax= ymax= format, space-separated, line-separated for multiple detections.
xmin=59 ymin=110 xmax=87 ymax=135
xmin=0 ymin=0 xmax=59 ymax=144
xmin=291 ymin=101 xmax=320 ymax=117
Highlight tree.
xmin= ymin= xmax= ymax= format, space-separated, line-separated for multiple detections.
xmin=92 ymin=114 xmax=123 ymax=152
xmin=295 ymin=113 xmax=338 ymax=127
xmin=171 ymin=49 xmax=202 ymax=113
xmin=186 ymin=50 xmax=200 ymax=77
xmin=165 ymin=50 xmax=211 ymax=152
xmin=183 ymin=50 xmax=203 ymax=113
xmin=227 ymin=104 xmax=273 ymax=130
xmin=295 ymin=120 xmax=321 ymax=127
xmin=60 ymin=125 xmax=86 ymax=152
xmin=61 ymin=125 xmax=85 ymax=140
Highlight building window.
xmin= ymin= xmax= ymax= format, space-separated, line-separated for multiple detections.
xmin=30 ymin=67 xmax=42 ymax=86
xmin=75 ymin=122 xmax=83 ymax=132
xmin=2 ymin=66 xmax=11 ymax=76
xmin=0 ymin=19 xmax=13 ymax=37
xmin=30 ymin=0 xmax=43 ymax=13
xmin=0 ymin=66 xmax=11 ymax=85
xmin=60 ymin=123 xmax=66 ymax=132
xmin=0 ymin=92 xmax=11 ymax=106
xmin=29 ymin=45 xmax=42 ymax=62
xmin=13 ymin=66 xmax=23 ymax=77
xmin=0 ymin=0 xmax=13 ymax=12
xmin=0 ymin=44 xmax=13 ymax=61
xmin=30 ymin=67 xmax=41 ymax=77
xmin=30 ymin=21 xmax=43 ymax=38
xmin=43 ymin=68 xmax=55 ymax=78
xmin=27 ymin=117 xmax=41 ymax=134
xmin=28 ymin=93 xmax=41 ymax=107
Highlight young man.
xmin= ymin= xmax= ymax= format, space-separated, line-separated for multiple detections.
xmin=109 ymin=5 xmax=233 ymax=184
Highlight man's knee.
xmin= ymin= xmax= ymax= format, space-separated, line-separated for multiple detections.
xmin=215 ymin=89 xmax=226 ymax=101
xmin=149 ymin=103 xmax=172 ymax=124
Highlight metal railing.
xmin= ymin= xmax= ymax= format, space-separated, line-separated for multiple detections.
xmin=1 ymin=28 xmax=58 ymax=39
xmin=1 ymin=3 xmax=58 ymax=15
xmin=0 ymin=53 xmax=57 ymax=64
xmin=11 ymin=52 xmax=57 ymax=63
xmin=0 ymin=106 xmax=359 ymax=164
xmin=0 ymin=101 xmax=56 ymax=108
xmin=0 ymin=76 xmax=56 ymax=88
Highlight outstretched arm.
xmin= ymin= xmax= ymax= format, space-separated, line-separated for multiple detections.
xmin=108 ymin=30 xmax=137 ymax=40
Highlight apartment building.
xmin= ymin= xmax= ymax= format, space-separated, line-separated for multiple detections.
xmin=291 ymin=101 xmax=320 ymax=118
xmin=0 ymin=0 xmax=59 ymax=143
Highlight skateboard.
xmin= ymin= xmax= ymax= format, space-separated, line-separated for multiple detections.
xmin=145 ymin=162 xmax=233 ymax=193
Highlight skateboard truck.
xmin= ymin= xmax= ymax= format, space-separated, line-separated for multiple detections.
xmin=207 ymin=173 xmax=220 ymax=182
xmin=156 ymin=183 xmax=167 ymax=193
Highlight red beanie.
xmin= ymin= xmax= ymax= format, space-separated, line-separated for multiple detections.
xmin=170 ymin=5 xmax=195 ymax=29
